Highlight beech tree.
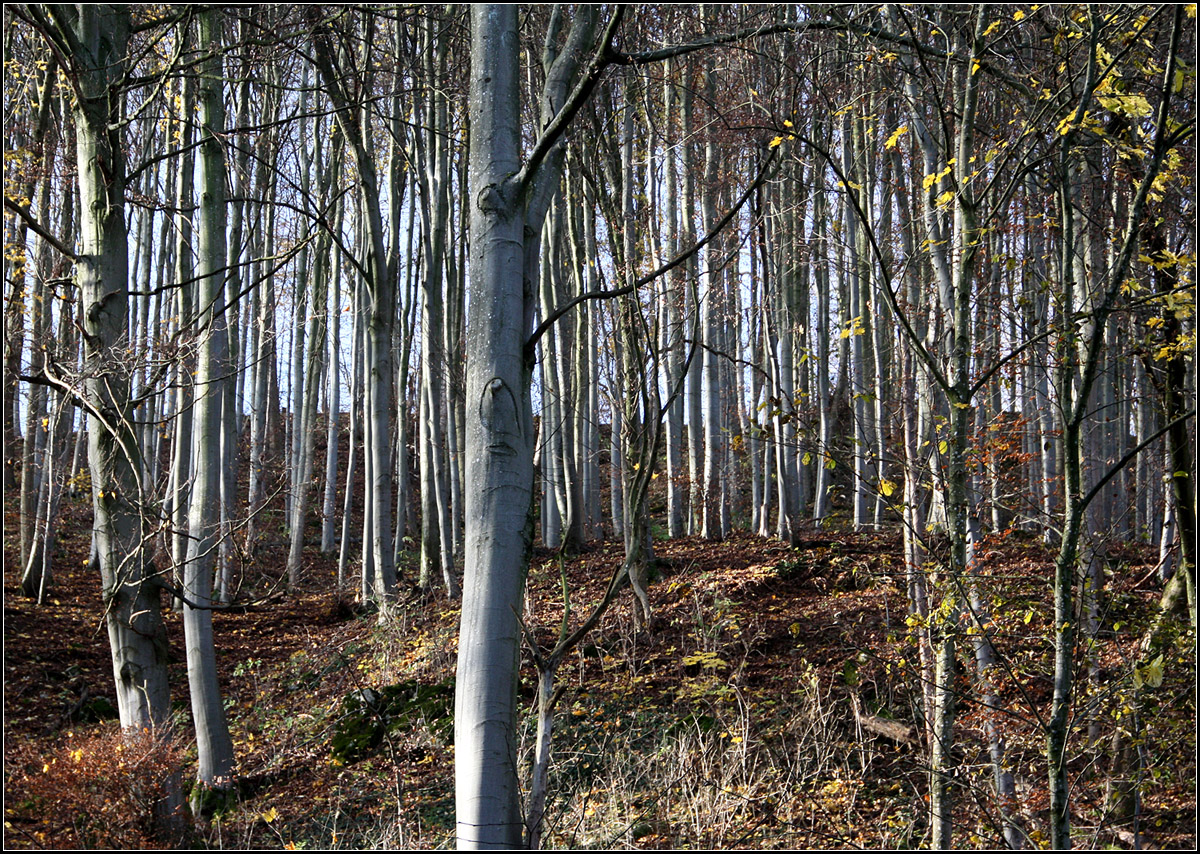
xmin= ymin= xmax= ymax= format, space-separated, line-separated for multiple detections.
xmin=3 ymin=5 xmax=1192 ymax=849
xmin=456 ymin=6 xmax=607 ymax=844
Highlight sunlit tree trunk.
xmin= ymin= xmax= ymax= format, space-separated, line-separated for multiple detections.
xmin=167 ymin=67 xmax=196 ymax=589
xmin=310 ymin=11 xmax=399 ymax=609
xmin=321 ymin=206 xmax=344 ymax=556
xmin=183 ymin=8 xmax=236 ymax=803
xmin=699 ymin=59 xmax=724 ymax=541
xmin=662 ymin=68 xmax=685 ymax=539
xmin=16 ymin=54 xmax=56 ymax=574
xmin=456 ymin=6 xmax=600 ymax=845
xmin=414 ymin=10 xmax=457 ymax=596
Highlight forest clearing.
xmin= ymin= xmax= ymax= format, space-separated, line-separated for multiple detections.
xmin=3 ymin=4 xmax=1196 ymax=850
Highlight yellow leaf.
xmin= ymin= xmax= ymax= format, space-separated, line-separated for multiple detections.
xmin=972 ymin=59 xmax=982 ymax=75
xmin=923 ymin=164 xmax=952 ymax=190
xmin=1141 ymin=653 xmax=1165 ymax=689
xmin=1023 ymin=610 xmax=1033 ymax=624
xmin=879 ymin=479 xmax=896 ymax=497
xmin=1013 ymin=9 xmax=1025 ymax=21
xmin=769 ymin=136 xmax=784 ymax=148
xmin=261 ymin=807 xmax=279 ymax=823
xmin=984 ymin=20 xmax=1002 ymax=36
xmin=783 ymin=119 xmax=793 ymax=127
xmin=937 ymin=190 xmax=955 ymax=206
xmin=938 ymin=440 xmax=948 ymax=455
xmin=885 ymin=125 xmax=908 ymax=150
xmin=1097 ymin=93 xmax=1154 ymax=118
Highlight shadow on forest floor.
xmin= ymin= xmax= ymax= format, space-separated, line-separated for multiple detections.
xmin=4 ymin=490 xmax=1195 ymax=850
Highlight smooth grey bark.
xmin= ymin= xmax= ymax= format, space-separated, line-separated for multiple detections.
xmin=338 ymin=250 xmax=364 ymax=590
xmin=286 ymin=123 xmax=338 ymax=589
xmin=321 ymin=210 xmax=343 ymax=556
xmin=217 ymin=23 xmax=251 ymax=603
xmin=614 ymin=74 xmax=655 ymax=622
xmin=661 ymin=67 xmax=685 ymax=539
xmin=414 ymin=14 xmax=457 ymax=595
xmin=393 ymin=167 xmax=420 ymax=562
xmin=244 ymin=72 xmax=280 ymax=557
xmin=20 ymin=81 xmax=72 ymax=599
xmin=167 ymin=67 xmax=196 ymax=586
xmin=680 ymin=87 xmax=703 ymax=537
xmin=456 ymin=6 xmax=602 ymax=846
xmin=284 ymin=63 xmax=315 ymax=534
xmin=699 ymin=66 xmax=724 ymax=541
xmin=562 ymin=165 xmax=602 ymax=541
xmin=310 ymin=10 xmax=398 ymax=608
xmin=447 ymin=153 xmax=470 ymax=562
xmin=537 ymin=200 xmax=571 ymax=551
xmin=845 ymin=108 xmax=878 ymax=532
xmin=769 ymin=158 xmax=799 ymax=543
xmin=890 ymin=141 xmax=936 ymax=751
xmin=811 ymin=143 xmax=834 ymax=523
xmin=183 ymin=7 xmax=236 ymax=801
xmin=34 ymin=3 xmax=174 ymax=746
xmin=15 ymin=53 xmax=58 ymax=573
xmin=886 ymin=10 xmax=991 ymax=844
xmin=456 ymin=11 xmax=533 ymax=844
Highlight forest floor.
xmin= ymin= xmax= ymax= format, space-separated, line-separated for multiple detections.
xmin=3 ymin=484 xmax=1196 ymax=850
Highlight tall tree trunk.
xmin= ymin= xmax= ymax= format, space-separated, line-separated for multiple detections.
xmin=310 ymin=11 xmax=398 ymax=608
xmin=456 ymin=7 xmax=600 ymax=845
xmin=14 ymin=52 xmax=57 ymax=568
xmin=183 ymin=8 xmax=236 ymax=804
xmin=699 ymin=65 xmax=724 ymax=541
xmin=168 ymin=68 xmax=196 ymax=587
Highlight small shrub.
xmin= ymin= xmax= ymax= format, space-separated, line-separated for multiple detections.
xmin=330 ymin=679 xmax=454 ymax=764
xmin=5 ymin=726 xmax=186 ymax=849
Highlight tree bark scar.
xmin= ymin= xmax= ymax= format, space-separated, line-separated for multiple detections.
xmin=477 ymin=183 xmax=503 ymax=213
xmin=480 ymin=377 xmax=520 ymax=455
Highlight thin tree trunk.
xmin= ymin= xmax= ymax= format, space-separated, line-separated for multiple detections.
xmin=183 ymin=8 xmax=237 ymax=801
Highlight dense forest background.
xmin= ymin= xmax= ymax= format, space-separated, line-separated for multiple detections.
xmin=3 ymin=4 xmax=1195 ymax=850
